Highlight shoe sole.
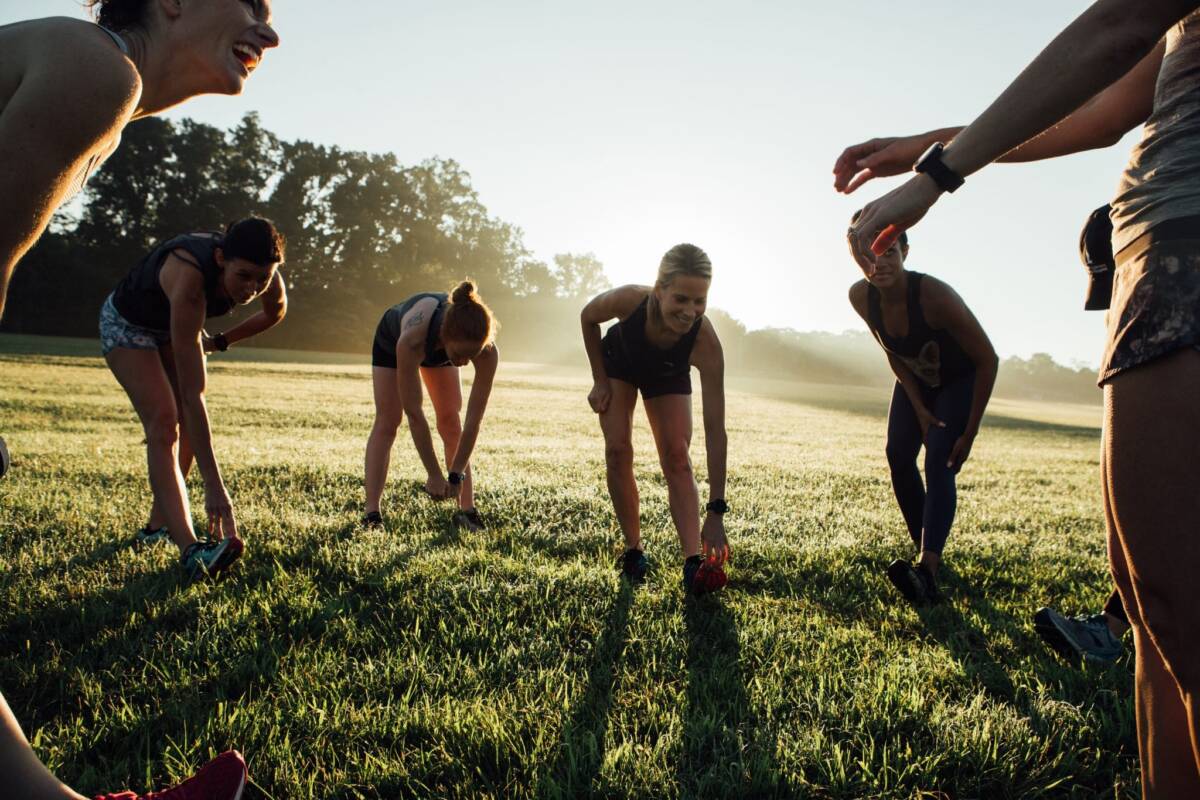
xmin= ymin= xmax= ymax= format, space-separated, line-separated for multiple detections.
xmin=886 ymin=561 xmax=929 ymax=607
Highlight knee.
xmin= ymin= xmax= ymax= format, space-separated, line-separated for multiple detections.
xmin=435 ymin=410 xmax=462 ymax=438
xmin=885 ymin=439 xmax=912 ymax=472
xmin=660 ymin=446 xmax=692 ymax=480
xmin=923 ymin=430 xmax=956 ymax=473
xmin=144 ymin=412 xmax=180 ymax=449
xmin=605 ymin=440 xmax=633 ymax=472
xmin=373 ymin=413 xmax=402 ymax=436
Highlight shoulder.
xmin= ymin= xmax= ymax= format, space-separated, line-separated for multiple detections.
xmin=396 ymin=296 xmax=439 ymax=344
xmin=581 ymin=284 xmax=649 ymax=322
xmin=916 ymin=273 xmax=967 ymax=326
xmin=692 ymin=317 xmax=724 ymax=367
xmin=847 ymin=279 xmax=871 ymax=317
xmin=19 ymin=19 xmax=140 ymax=114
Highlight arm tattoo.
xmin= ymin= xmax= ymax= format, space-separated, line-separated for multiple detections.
xmin=404 ymin=311 xmax=425 ymax=330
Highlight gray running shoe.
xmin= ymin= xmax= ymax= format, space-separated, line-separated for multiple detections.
xmin=181 ymin=536 xmax=244 ymax=581
xmin=1034 ymin=607 xmax=1124 ymax=664
xmin=134 ymin=524 xmax=170 ymax=546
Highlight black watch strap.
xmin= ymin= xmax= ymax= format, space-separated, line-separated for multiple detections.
xmin=448 ymin=471 xmax=464 ymax=485
xmin=913 ymin=142 xmax=965 ymax=194
xmin=705 ymin=499 xmax=729 ymax=515
xmin=214 ymin=333 xmax=230 ymax=352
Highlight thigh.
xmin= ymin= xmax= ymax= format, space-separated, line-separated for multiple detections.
xmin=643 ymin=392 xmax=693 ymax=462
xmin=885 ymin=382 xmax=923 ymax=459
xmin=599 ymin=378 xmax=639 ymax=448
xmin=930 ymin=373 xmax=974 ymax=436
xmin=1105 ymin=349 xmax=1200 ymax=673
xmin=105 ymin=346 xmax=177 ymax=428
xmin=372 ymin=366 xmax=404 ymax=425
xmin=421 ymin=365 xmax=463 ymax=418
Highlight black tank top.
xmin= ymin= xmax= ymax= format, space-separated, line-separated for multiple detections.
xmin=603 ymin=295 xmax=703 ymax=380
xmin=111 ymin=233 xmax=236 ymax=330
xmin=376 ymin=292 xmax=452 ymax=367
xmin=866 ymin=272 xmax=973 ymax=388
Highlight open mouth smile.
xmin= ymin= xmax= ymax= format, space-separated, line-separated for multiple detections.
xmin=233 ymin=42 xmax=262 ymax=73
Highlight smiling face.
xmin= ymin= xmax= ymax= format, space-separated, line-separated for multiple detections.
xmin=654 ymin=274 xmax=710 ymax=335
xmin=216 ymin=251 xmax=276 ymax=306
xmin=169 ymin=0 xmax=280 ymax=95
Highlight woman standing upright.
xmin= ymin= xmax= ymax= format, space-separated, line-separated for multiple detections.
xmin=848 ymin=224 xmax=998 ymax=605
xmin=581 ymin=244 xmax=730 ymax=595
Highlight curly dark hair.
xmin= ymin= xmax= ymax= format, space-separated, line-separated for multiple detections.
xmin=86 ymin=0 xmax=149 ymax=31
xmin=222 ymin=217 xmax=286 ymax=267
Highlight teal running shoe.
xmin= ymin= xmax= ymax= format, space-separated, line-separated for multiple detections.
xmin=1034 ymin=607 xmax=1124 ymax=664
xmin=181 ymin=536 xmax=244 ymax=580
xmin=134 ymin=525 xmax=170 ymax=546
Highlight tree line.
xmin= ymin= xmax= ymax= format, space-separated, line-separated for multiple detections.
xmin=1 ymin=113 xmax=1099 ymax=403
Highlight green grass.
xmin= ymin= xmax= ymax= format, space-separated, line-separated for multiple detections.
xmin=0 ymin=334 xmax=1135 ymax=798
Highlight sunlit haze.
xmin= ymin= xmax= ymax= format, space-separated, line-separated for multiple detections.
xmin=3 ymin=0 xmax=1133 ymax=366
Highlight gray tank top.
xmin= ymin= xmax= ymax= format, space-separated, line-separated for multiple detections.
xmin=1110 ymin=10 xmax=1200 ymax=253
xmin=63 ymin=26 xmax=130 ymax=199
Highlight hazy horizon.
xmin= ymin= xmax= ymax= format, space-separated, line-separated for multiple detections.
xmin=2 ymin=1 xmax=1134 ymax=367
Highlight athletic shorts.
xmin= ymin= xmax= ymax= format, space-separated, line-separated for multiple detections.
xmin=99 ymin=293 xmax=170 ymax=356
xmin=1101 ymin=216 xmax=1200 ymax=384
xmin=601 ymin=332 xmax=692 ymax=399
xmin=370 ymin=316 xmax=453 ymax=370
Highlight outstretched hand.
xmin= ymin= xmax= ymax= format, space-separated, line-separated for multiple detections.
xmin=947 ymin=433 xmax=975 ymax=471
xmin=205 ymin=484 xmax=237 ymax=541
xmin=851 ymin=174 xmax=943 ymax=257
xmin=701 ymin=513 xmax=729 ymax=565
xmin=833 ymin=134 xmax=933 ymax=194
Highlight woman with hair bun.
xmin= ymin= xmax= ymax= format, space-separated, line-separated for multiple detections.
xmin=103 ymin=217 xmax=288 ymax=579
xmin=364 ymin=280 xmax=500 ymax=532
xmin=581 ymin=243 xmax=730 ymax=595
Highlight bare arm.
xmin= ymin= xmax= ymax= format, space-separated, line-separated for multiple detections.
xmin=450 ymin=344 xmax=499 ymax=474
xmin=395 ymin=299 xmax=444 ymax=480
xmin=854 ymin=0 xmax=1198 ymax=255
xmin=693 ymin=319 xmax=729 ymax=563
xmin=834 ymin=38 xmax=1164 ymax=193
xmin=0 ymin=39 xmax=139 ymax=317
xmin=207 ymin=271 xmax=287 ymax=350
xmin=580 ymin=285 xmax=649 ymax=412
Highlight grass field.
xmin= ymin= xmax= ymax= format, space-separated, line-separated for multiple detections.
xmin=0 ymin=334 xmax=1136 ymax=799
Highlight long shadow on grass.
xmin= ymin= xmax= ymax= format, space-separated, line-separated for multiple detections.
xmin=679 ymin=596 xmax=785 ymax=799
xmin=537 ymin=580 xmax=635 ymax=799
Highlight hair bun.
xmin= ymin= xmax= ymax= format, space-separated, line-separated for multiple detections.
xmin=451 ymin=280 xmax=477 ymax=305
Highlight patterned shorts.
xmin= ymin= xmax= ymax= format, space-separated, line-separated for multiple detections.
xmin=99 ymin=293 xmax=170 ymax=356
xmin=1101 ymin=222 xmax=1200 ymax=384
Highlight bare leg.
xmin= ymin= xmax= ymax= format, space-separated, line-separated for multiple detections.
xmin=598 ymin=380 xmax=640 ymax=550
xmin=106 ymin=348 xmax=199 ymax=554
xmin=365 ymin=366 xmax=404 ymax=515
xmin=149 ymin=345 xmax=195 ymax=530
xmin=421 ymin=366 xmax=476 ymax=510
xmin=644 ymin=393 xmax=699 ymax=559
xmin=1105 ymin=349 xmax=1200 ymax=797
xmin=0 ymin=690 xmax=87 ymax=800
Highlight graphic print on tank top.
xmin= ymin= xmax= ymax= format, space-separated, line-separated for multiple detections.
xmin=897 ymin=341 xmax=942 ymax=388
xmin=865 ymin=272 xmax=973 ymax=390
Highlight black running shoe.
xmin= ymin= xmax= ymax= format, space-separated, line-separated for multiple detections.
xmin=453 ymin=508 xmax=485 ymax=532
xmin=361 ymin=511 xmax=384 ymax=529
xmin=886 ymin=559 xmax=931 ymax=607
xmin=618 ymin=548 xmax=648 ymax=582
xmin=915 ymin=562 xmax=944 ymax=605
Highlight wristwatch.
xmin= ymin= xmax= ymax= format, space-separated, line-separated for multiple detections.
xmin=213 ymin=332 xmax=230 ymax=352
xmin=705 ymin=499 xmax=729 ymax=515
xmin=913 ymin=142 xmax=965 ymax=194
xmin=448 ymin=471 xmax=464 ymax=486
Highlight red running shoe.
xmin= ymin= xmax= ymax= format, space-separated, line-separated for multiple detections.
xmin=94 ymin=750 xmax=247 ymax=800
xmin=683 ymin=557 xmax=728 ymax=595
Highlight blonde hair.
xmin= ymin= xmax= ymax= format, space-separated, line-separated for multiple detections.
xmin=649 ymin=244 xmax=711 ymax=323
xmin=442 ymin=280 xmax=498 ymax=347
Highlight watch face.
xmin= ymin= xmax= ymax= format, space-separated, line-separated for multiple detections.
xmin=915 ymin=142 xmax=944 ymax=172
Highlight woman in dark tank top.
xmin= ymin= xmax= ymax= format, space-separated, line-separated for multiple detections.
xmin=102 ymin=217 xmax=287 ymax=582
xmin=580 ymin=243 xmax=731 ymax=595
xmin=363 ymin=281 xmax=500 ymax=533
xmin=847 ymin=226 xmax=998 ymax=607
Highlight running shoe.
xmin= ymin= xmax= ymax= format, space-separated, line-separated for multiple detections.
xmin=361 ymin=511 xmax=384 ymax=529
xmin=452 ymin=508 xmax=486 ymax=532
xmin=618 ymin=547 xmax=649 ymax=582
xmin=915 ymin=562 xmax=944 ymax=605
xmin=683 ymin=556 xmax=727 ymax=595
xmin=886 ymin=559 xmax=934 ymax=607
xmin=94 ymin=749 xmax=247 ymax=800
xmin=181 ymin=536 xmax=244 ymax=581
xmin=1033 ymin=607 xmax=1124 ymax=664
xmin=134 ymin=525 xmax=170 ymax=546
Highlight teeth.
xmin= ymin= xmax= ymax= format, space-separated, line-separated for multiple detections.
xmin=233 ymin=43 xmax=260 ymax=69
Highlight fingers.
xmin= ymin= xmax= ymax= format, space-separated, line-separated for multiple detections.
xmin=842 ymin=169 xmax=876 ymax=195
xmin=870 ymin=224 xmax=905 ymax=256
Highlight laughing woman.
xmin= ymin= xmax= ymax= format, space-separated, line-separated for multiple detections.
xmin=364 ymin=281 xmax=499 ymax=531
xmin=581 ymin=243 xmax=730 ymax=595
xmin=102 ymin=217 xmax=286 ymax=579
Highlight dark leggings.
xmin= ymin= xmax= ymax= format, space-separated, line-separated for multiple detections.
xmin=885 ymin=372 xmax=975 ymax=556
xmin=1105 ymin=588 xmax=1129 ymax=625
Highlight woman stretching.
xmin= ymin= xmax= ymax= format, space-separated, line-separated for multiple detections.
xmin=102 ymin=217 xmax=287 ymax=579
xmin=581 ymin=243 xmax=730 ymax=594
xmin=364 ymin=281 xmax=499 ymax=531
xmin=848 ymin=224 xmax=997 ymax=605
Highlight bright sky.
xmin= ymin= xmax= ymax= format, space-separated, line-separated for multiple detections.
xmin=4 ymin=0 xmax=1137 ymax=366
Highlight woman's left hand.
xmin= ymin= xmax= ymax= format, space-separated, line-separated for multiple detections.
xmin=852 ymin=174 xmax=943 ymax=257
xmin=701 ymin=513 xmax=729 ymax=565
xmin=948 ymin=433 xmax=975 ymax=471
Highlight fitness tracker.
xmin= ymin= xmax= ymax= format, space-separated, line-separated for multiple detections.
xmin=913 ymin=142 xmax=965 ymax=194
xmin=448 ymin=471 xmax=464 ymax=486
xmin=705 ymin=499 xmax=729 ymax=515
xmin=213 ymin=332 xmax=230 ymax=352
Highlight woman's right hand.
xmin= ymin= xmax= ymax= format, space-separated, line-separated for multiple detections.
xmin=916 ymin=406 xmax=946 ymax=444
xmin=833 ymin=133 xmax=936 ymax=194
xmin=205 ymin=482 xmax=237 ymax=541
xmin=425 ymin=473 xmax=451 ymax=500
xmin=588 ymin=380 xmax=612 ymax=414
